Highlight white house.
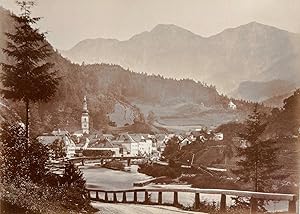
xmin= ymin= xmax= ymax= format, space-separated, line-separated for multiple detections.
xmin=117 ymin=133 xmax=153 ymax=156
xmin=130 ymin=134 xmax=153 ymax=156
xmin=111 ymin=133 xmax=139 ymax=157
xmin=85 ymin=138 xmax=121 ymax=157
xmin=228 ymin=101 xmax=237 ymax=110
xmin=213 ymin=132 xmax=224 ymax=141
xmin=38 ymin=130 xmax=76 ymax=158
xmin=180 ymin=138 xmax=192 ymax=148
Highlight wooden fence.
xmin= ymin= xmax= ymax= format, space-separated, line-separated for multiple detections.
xmin=86 ymin=187 xmax=297 ymax=213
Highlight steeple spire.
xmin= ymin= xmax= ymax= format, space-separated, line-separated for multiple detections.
xmin=82 ymin=96 xmax=88 ymax=113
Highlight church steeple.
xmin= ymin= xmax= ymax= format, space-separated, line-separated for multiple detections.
xmin=81 ymin=96 xmax=89 ymax=134
xmin=82 ymin=96 xmax=88 ymax=113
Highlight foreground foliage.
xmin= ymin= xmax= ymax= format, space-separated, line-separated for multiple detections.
xmin=1 ymin=1 xmax=60 ymax=138
xmin=0 ymin=122 xmax=95 ymax=214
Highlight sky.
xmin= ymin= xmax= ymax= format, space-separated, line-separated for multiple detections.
xmin=0 ymin=0 xmax=299 ymax=50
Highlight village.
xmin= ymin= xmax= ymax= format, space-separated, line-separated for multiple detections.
xmin=37 ymin=96 xmax=230 ymax=161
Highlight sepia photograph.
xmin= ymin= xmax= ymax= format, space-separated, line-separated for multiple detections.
xmin=0 ymin=0 xmax=299 ymax=213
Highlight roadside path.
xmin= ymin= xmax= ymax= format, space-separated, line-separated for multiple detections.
xmin=92 ymin=202 xmax=206 ymax=214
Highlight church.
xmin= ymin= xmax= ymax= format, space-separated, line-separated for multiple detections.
xmin=73 ymin=96 xmax=90 ymax=137
xmin=81 ymin=96 xmax=89 ymax=134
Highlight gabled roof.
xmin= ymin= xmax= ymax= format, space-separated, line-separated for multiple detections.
xmin=51 ymin=130 xmax=69 ymax=136
xmin=155 ymin=134 xmax=167 ymax=141
xmin=38 ymin=135 xmax=62 ymax=145
xmin=88 ymin=138 xmax=116 ymax=148
xmin=127 ymin=133 xmax=150 ymax=142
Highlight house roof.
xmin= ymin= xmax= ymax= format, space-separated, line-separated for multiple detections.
xmin=38 ymin=135 xmax=62 ymax=145
xmin=128 ymin=134 xmax=147 ymax=142
xmin=51 ymin=130 xmax=69 ymax=136
xmin=155 ymin=134 xmax=167 ymax=141
xmin=88 ymin=138 xmax=116 ymax=149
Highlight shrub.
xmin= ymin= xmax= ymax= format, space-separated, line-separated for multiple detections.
xmin=138 ymin=163 xmax=181 ymax=179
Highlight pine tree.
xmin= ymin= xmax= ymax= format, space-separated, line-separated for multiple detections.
xmin=162 ymin=136 xmax=180 ymax=161
xmin=60 ymin=163 xmax=91 ymax=211
xmin=0 ymin=1 xmax=60 ymax=139
xmin=233 ymin=104 xmax=282 ymax=192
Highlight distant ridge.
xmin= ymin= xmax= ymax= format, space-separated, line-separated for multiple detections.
xmin=61 ymin=22 xmax=300 ymax=101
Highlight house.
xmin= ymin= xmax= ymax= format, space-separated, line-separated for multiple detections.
xmin=85 ymin=138 xmax=120 ymax=157
xmin=110 ymin=139 xmax=138 ymax=157
xmin=228 ymin=101 xmax=237 ymax=110
xmin=116 ymin=133 xmax=153 ymax=156
xmin=37 ymin=130 xmax=76 ymax=158
xmin=179 ymin=138 xmax=192 ymax=148
xmin=155 ymin=134 xmax=168 ymax=153
xmin=128 ymin=134 xmax=153 ymax=156
xmin=75 ymin=137 xmax=89 ymax=150
xmin=213 ymin=132 xmax=224 ymax=141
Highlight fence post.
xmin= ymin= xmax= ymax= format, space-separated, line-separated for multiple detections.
xmin=96 ymin=191 xmax=99 ymax=200
xmin=134 ymin=191 xmax=138 ymax=203
xmin=144 ymin=191 xmax=149 ymax=204
xmin=250 ymin=197 xmax=257 ymax=214
xmin=220 ymin=194 xmax=226 ymax=212
xmin=173 ymin=192 xmax=179 ymax=206
xmin=105 ymin=192 xmax=108 ymax=202
xmin=158 ymin=192 xmax=162 ymax=205
xmin=194 ymin=193 xmax=200 ymax=210
xmin=122 ymin=192 xmax=127 ymax=203
xmin=288 ymin=196 xmax=297 ymax=213
xmin=113 ymin=192 xmax=118 ymax=203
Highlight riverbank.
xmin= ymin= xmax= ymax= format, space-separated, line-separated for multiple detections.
xmin=80 ymin=164 xmax=291 ymax=213
xmin=137 ymin=163 xmax=239 ymax=190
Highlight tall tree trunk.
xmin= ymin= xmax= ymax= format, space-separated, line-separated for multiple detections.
xmin=25 ymin=99 xmax=30 ymax=140
xmin=254 ymin=148 xmax=258 ymax=192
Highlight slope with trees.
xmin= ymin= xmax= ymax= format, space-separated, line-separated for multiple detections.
xmin=1 ymin=2 xmax=60 ymax=138
xmin=0 ymin=2 xmax=94 ymax=213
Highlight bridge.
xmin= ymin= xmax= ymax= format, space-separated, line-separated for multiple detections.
xmin=86 ymin=187 xmax=298 ymax=214
xmin=69 ymin=156 xmax=145 ymax=166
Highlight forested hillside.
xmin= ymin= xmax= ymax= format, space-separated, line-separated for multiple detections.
xmin=0 ymin=7 xmax=253 ymax=135
xmin=62 ymin=22 xmax=300 ymax=101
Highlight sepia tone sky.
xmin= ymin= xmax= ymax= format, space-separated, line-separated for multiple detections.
xmin=0 ymin=0 xmax=299 ymax=50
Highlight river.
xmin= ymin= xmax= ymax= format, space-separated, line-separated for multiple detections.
xmin=80 ymin=164 xmax=289 ymax=212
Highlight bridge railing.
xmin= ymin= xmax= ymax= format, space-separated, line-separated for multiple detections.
xmin=86 ymin=187 xmax=297 ymax=213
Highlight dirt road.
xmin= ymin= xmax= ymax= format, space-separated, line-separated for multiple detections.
xmin=92 ymin=202 xmax=206 ymax=214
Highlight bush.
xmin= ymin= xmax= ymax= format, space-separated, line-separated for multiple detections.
xmin=0 ymin=122 xmax=49 ymax=184
xmin=185 ymin=174 xmax=240 ymax=189
xmin=103 ymin=160 xmax=125 ymax=170
xmin=0 ymin=177 xmax=67 ymax=214
xmin=82 ymin=150 xmax=114 ymax=157
xmin=138 ymin=163 xmax=181 ymax=179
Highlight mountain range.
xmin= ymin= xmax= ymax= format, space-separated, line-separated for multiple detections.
xmin=61 ymin=22 xmax=300 ymax=101
xmin=0 ymin=7 xmax=253 ymax=134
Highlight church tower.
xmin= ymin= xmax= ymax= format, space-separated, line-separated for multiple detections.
xmin=81 ymin=96 xmax=89 ymax=134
